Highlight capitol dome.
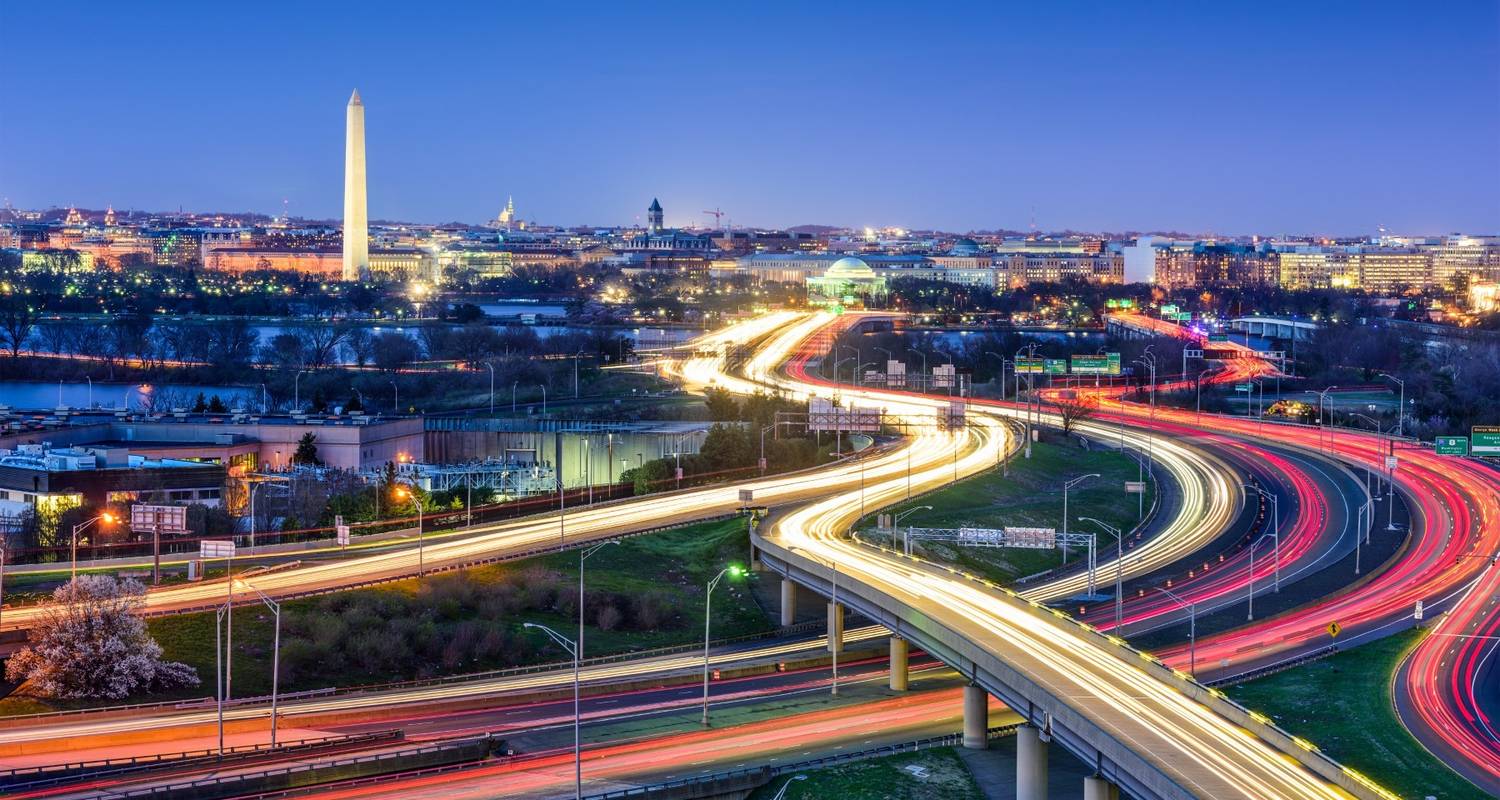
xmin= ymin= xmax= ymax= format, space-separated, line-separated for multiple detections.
xmin=825 ymin=256 xmax=876 ymax=278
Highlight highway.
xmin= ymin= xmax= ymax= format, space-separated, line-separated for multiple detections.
xmin=0 ymin=309 xmax=1457 ymax=798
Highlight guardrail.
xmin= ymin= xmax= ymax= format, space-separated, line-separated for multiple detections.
xmin=0 ymin=729 xmax=404 ymax=791
xmin=0 ymin=620 xmax=826 ymax=725
xmin=109 ymin=734 xmax=494 ymax=799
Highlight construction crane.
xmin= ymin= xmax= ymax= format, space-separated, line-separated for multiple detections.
xmin=702 ymin=208 xmax=727 ymax=232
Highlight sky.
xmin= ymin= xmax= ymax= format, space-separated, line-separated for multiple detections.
xmin=1 ymin=1 xmax=1497 ymax=236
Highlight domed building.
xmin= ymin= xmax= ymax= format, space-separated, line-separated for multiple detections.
xmin=949 ymin=237 xmax=981 ymax=256
xmin=806 ymin=256 xmax=888 ymax=307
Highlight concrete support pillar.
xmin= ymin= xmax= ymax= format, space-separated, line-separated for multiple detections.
xmin=826 ymin=602 xmax=844 ymax=653
xmin=1016 ymin=723 xmax=1048 ymax=800
xmin=888 ymin=637 xmax=909 ymax=691
xmin=1083 ymin=775 xmax=1119 ymax=800
xmin=962 ymin=684 xmax=988 ymax=750
xmin=779 ymin=578 xmax=797 ymax=627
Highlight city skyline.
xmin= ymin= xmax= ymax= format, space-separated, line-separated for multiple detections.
xmin=1 ymin=1 xmax=1497 ymax=235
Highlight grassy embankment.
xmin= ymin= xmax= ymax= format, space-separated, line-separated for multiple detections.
xmin=1231 ymin=628 xmax=1487 ymax=800
xmin=0 ymin=517 xmax=766 ymax=714
xmin=746 ymin=747 xmax=982 ymax=800
xmin=862 ymin=436 xmax=1151 ymax=586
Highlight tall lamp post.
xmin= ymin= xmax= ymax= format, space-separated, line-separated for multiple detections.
xmin=523 ymin=623 xmax=582 ymax=800
xmin=70 ymin=512 xmax=116 ymax=580
xmin=1242 ymin=483 xmax=1281 ymax=589
xmin=1152 ymin=586 xmax=1196 ymax=679
xmin=895 ymin=505 xmax=931 ymax=555
xmin=1078 ymin=517 xmax=1124 ymax=633
xmin=485 ymin=362 xmax=495 ymax=415
xmin=1379 ymin=373 xmax=1405 ymax=438
xmin=293 ymin=370 xmax=308 ymax=413
xmin=393 ymin=485 xmax=424 ymax=577
xmin=1062 ymin=475 xmax=1100 ymax=562
xmin=702 ymin=564 xmax=746 ymax=726
xmin=232 ymin=576 xmax=282 ymax=745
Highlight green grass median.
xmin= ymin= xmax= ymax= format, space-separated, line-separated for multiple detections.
xmin=1231 ymin=629 xmax=1487 ymax=800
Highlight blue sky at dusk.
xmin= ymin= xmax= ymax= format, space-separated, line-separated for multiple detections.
xmin=1 ymin=1 xmax=1496 ymax=235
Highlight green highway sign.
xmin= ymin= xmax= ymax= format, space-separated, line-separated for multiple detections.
xmin=1235 ymin=383 xmax=1254 ymax=392
xmin=1473 ymin=426 xmax=1500 ymax=457
xmin=1105 ymin=298 xmax=1135 ymax=309
xmin=1071 ymin=355 xmax=1110 ymax=374
xmin=1161 ymin=304 xmax=1179 ymax=315
xmin=1107 ymin=352 xmax=1121 ymax=375
xmin=1044 ymin=359 xmax=1069 ymax=375
xmin=1175 ymin=312 xmax=1192 ymax=321
xmin=1209 ymin=333 xmax=1229 ymax=342
xmin=1015 ymin=357 xmax=1045 ymax=374
xmin=1435 ymin=436 xmax=1469 ymax=456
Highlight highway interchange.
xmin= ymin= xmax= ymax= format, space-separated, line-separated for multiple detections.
xmin=1 ymin=309 xmax=1495 ymax=798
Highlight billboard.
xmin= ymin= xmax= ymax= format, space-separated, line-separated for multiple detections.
xmin=131 ymin=504 xmax=188 ymax=534
xmin=886 ymin=360 xmax=906 ymax=388
xmin=1473 ymin=426 xmax=1500 ymax=457
xmin=809 ymin=398 xmax=881 ymax=433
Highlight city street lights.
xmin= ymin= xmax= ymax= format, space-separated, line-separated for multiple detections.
xmin=393 ymin=485 xmax=424 ymax=577
xmin=485 ymin=362 xmax=495 ymax=415
xmin=579 ymin=539 xmax=619 ymax=727
xmin=248 ymin=478 xmax=289 ymax=554
xmin=523 ymin=623 xmax=582 ymax=800
xmin=702 ymin=565 xmax=746 ymax=726
xmin=1305 ymin=386 xmax=1337 ymax=452
xmin=1078 ymin=517 xmax=1124 ymax=633
xmin=1379 ymin=373 xmax=1405 ymax=438
xmin=389 ymin=380 xmax=399 ymax=414
xmin=1062 ymin=475 xmax=1100 ymax=562
xmin=70 ymin=512 xmax=116 ymax=580
xmin=573 ymin=350 xmax=586 ymax=398
xmin=1246 ymin=533 xmax=1279 ymax=621
xmin=538 ymin=383 xmax=548 ymax=416
xmin=895 ymin=505 xmax=932 ymax=555
xmin=906 ymin=348 xmax=927 ymax=387
xmin=1241 ymin=483 xmax=1281 ymax=590
xmin=1152 ymin=586 xmax=1197 ymax=679
xmin=293 ymin=370 xmax=308 ymax=412
xmin=232 ymin=576 xmax=282 ymax=745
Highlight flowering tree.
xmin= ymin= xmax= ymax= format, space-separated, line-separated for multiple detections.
xmin=4 ymin=576 xmax=199 ymax=699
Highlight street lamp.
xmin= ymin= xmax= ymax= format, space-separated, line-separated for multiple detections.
xmin=293 ymin=370 xmax=308 ymax=413
xmin=1078 ymin=517 xmax=1125 ymax=633
xmin=393 ymin=485 xmax=424 ymax=577
xmin=70 ymin=512 xmax=116 ymax=580
xmin=906 ymin=348 xmax=927 ymax=386
xmin=538 ymin=383 xmax=548 ymax=416
xmin=579 ymin=539 xmax=619 ymax=723
xmin=1241 ymin=483 xmax=1281 ymax=590
xmin=389 ymin=380 xmax=399 ymax=414
xmin=702 ymin=564 xmax=746 ymax=726
xmin=1062 ymin=475 xmax=1100 ymax=562
xmin=232 ymin=576 xmax=282 ymax=745
xmin=1378 ymin=373 xmax=1405 ymax=438
xmin=1152 ymin=586 xmax=1196 ymax=679
xmin=894 ymin=505 xmax=932 ymax=555
xmin=485 ymin=362 xmax=495 ymax=415
xmin=523 ymin=623 xmax=582 ymax=800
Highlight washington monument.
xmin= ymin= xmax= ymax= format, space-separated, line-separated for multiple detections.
xmin=342 ymin=89 xmax=368 ymax=280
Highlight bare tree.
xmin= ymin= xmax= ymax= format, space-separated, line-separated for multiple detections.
xmin=0 ymin=296 xmax=39 ymax=358
xmin=1053 ymin=393 xmax=1100 ymax=436
xmin=298 ymin=324 xmax=351 ymax=369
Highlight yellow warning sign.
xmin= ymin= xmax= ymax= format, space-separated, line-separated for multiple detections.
xmin=1326 ymin=622 xmax=1342 ymax=638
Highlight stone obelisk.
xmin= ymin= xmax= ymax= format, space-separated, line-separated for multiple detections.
xmin=342 ymin=89 xmax=369 ymax=281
